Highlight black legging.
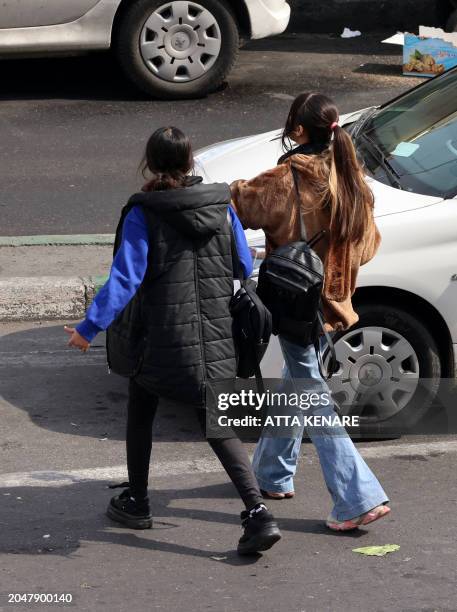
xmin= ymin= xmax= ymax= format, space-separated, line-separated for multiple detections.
xmin=126 ymin=379 xmax=263 ymax=510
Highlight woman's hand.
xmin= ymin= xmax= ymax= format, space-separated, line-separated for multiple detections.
xmin=64 ymin=326 xmax=90 ymax=352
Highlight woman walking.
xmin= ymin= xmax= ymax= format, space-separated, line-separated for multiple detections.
xmin=231 ymin=93 xmax=391 ymax=531
xmin=64 ymin=126 xmax=281 ymax=554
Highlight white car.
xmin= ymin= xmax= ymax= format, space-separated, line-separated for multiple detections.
xmin=0 ymin=0 xmax=290 ymax=99
xmin=196 ymin=68 xmax=457 ymax=430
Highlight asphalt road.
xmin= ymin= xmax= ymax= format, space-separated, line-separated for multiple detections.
xmin=0 ymin=32 xmax=417 ymax=236
xmin=1 ymin=321 xmax=457 ymax=611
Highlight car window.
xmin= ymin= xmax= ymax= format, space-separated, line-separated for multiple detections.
xmin=359 ymin=68 xmax=457 ymax=198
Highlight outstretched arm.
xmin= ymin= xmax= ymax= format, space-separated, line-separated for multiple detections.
xmin=66 ymin=207 xmax=149 ymax=349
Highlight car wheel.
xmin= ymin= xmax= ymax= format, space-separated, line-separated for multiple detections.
xmin=325 ymin=304 xmax=441 ymax=434
xmin=115 ymin=0 xmax=239 ymax=99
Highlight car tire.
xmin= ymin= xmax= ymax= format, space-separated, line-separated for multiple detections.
xmin=114 ymin=0 xmax=239 ymax=99
xmin=327 ymin=303 xmax=441 ymax=435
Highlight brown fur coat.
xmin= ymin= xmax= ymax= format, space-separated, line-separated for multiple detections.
xmin=231 ymin=153 xmax=381 ymax=332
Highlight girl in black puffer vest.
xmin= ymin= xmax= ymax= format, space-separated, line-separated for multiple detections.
xmin=64 ymin=127 xmax=281 ymax=555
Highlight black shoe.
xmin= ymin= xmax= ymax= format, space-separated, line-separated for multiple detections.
xmin=106 ymin=482 xmax=152 ymax=530
xmin=237 ymin=503 xmax=281 ymax=555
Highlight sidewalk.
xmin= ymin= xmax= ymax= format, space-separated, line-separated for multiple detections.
xmin=0 ymin=237 xmax=113 ymax=321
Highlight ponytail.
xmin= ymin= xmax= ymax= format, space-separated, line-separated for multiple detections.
xmin=283 ymin=93 xmax=374 ymax=246
xmin=328 ymin=125 xmax=374 ymax=244
xmin=141 ymin=170 xmax=188 ymax=192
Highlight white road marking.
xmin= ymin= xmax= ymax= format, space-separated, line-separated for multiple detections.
xmin=0 ymin=439 xmax=456 ymax=488
xmin=0 ymin=349 xmax=106 ymax=367
xmin=0 ymin=459 xmax=223 ymax=488
xmin=357 ymin=439 xmax=457 ymax=458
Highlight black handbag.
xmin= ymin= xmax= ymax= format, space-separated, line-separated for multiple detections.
xmin=228 ymin=215 xmax=272 ymax=391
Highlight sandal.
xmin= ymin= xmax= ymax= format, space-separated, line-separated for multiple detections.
xmin=326 ymin=504 xmax=391 ymax=531
xmin=261 ymin=489 xmax=295 ymax=500
xmin=360 ymin=504 xmax=391 ymax=526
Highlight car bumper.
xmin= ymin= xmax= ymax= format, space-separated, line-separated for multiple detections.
xmin=245 ymin=0 xmax=291 ymax=39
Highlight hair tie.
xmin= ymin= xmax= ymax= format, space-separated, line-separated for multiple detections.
xmin=330 ymin=121 xmax=338 ymax=130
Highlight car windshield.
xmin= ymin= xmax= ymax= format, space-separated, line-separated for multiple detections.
xmin=357 ymin=68 xmax=457 ymax=198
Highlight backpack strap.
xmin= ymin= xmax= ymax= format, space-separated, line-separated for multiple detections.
xmin=291 ymin=166 xmax=308 ymax=242
xmin=291 ymin=166 xmax=328 ymax=249
xmin=315 ymin=311 xmax=338 ymax=380
xmin=253 ymin=352 xmax=265 ymax=394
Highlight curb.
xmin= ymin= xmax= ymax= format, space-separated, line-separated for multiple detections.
xmin=0 ymin=275 xmax=108 ymax=322
xmin=0 ymin=234 xmax=114 ymax=247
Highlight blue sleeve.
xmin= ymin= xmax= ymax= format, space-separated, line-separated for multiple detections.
xmin=76 ymin=206 xmax=149 ymax=342
xmin=229 ymin=206 xmax=253 ymax=279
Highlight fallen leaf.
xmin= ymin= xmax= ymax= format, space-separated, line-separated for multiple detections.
xmin=352 ymin=544 xmax=400 ymax=557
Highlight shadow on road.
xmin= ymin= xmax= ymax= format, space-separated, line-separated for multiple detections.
xmin=242 ymin=32 xmax=400 ymax=57
xmin=1 ymin=322 xmax=453 ymax=444
xmin=353 ymin=63 xmax=404 ymax=77
xmin=0 ymin=480 xmax=365 ymax=563
xmin=0 ymin=33 xmax=401 ymax=102
xmin=0 ymin=53 xmax=143 ymax=102
xmin=0 ymin=323 xmax=203 ymax=442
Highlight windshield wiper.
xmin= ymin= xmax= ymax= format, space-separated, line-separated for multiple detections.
xmin=359 ymin=132 xmax=403 ymax=190
xmin=348 ymin=107 xmax=378 ymax=140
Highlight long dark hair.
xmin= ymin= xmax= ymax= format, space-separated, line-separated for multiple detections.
xmin=282 ymin=92 xmax=374 ymax=244
xmin=140 ymin=126 xmax=193 ymax=191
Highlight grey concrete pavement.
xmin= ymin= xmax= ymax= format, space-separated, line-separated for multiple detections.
xmin=0 ymin=277 xmax=90 ymax=322
xmin=0 ymin=32 xmax=416 ymax=236
xmin=0 ymin=245 xmax=112 ymax=278
xmin=0 ymin=245 xmax=112 ymax=321
xmin=1 ymin=321 xmax=457 ymax=611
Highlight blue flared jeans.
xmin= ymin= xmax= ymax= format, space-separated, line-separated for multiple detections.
xmin=253 ymin=336 xmax=389 ymax=520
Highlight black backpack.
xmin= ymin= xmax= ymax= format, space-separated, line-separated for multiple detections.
xmin=256 ymin=167 xmax=337 ymax=379
xmin=228 ymin=215 xmax=272 ymax=390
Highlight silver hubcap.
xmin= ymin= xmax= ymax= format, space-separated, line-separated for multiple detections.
xmin=325 ymin=326 xmax=420 ymax=420
xmin=140 ymin=1 xmax=222 ymax=83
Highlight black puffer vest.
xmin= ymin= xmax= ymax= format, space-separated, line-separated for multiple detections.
xmin=107 ymin=178 xmax=237 ymax=406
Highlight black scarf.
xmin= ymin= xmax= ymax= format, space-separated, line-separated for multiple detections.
xmin=277 ymin=142 xmax=329 ymax=165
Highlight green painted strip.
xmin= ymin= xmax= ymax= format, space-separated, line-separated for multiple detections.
xmin=0 ymin=234 xmax=115 ymax=247
xmin=91 ymin=275 xmax=109 ymax=293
